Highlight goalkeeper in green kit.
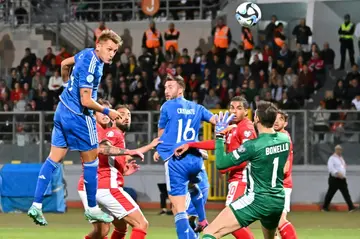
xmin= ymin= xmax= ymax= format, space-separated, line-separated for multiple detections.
xmin=203 ymin=101 xmax=291 ymax=239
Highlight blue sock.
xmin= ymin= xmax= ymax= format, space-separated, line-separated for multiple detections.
xmin=83 ymin=158 xmax=99 ymax=208
xmin=189 ymin=185 xmax=206 ymax=222
xmin=175 ymin=212 xmax=193 ymax=239
xmin=34 ymin=157 xmax=59 ymax=204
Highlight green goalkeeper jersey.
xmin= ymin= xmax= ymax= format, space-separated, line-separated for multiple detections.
xmin=216 ymin=132 xmax=290 ymax=197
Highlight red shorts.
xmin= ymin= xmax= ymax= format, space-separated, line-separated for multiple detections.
xmin=225 ymin=181 xmax=247 ymax=206
xmin=78 ymin=187 xmax=139 ymax=222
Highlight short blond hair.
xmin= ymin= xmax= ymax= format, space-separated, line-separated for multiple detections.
xmin=97 ymin=29 xmax=123 ymax=46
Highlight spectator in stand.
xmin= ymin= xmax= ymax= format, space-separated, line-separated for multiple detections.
xmin=33 ymin=58 xmax=47 ymax=77
xmin=142 ymin=21 xmax=163 ymax=54
xmin=344 ymin=64 xmax=360 ymax=87
xmin=32 ymin=72 xmax=47 ymax=91
xmin=292 ymin=18 xmax=312 ymax=50
xmin=308 ymin=51 xmax=325 ymax=89
xmin=165 ymin=46 xmax=180 ymax=63
xmin=333 ymin=80 xmax=346 ymax=104
xmin=20 ymin=48 xmax=37 ymax=69
xmin=6 ymin=69 xmax=19 ymax=89
xmin=13 ymin=93 xmax=26 ymax=112
xmin=241 ymin=26 xmax=254 ymax=63
xmin=283 ymin=67 xmax=296 ymax=87
xmin=264 ymin=15 xmax=277 ymax=48
xmin=338 ymin=14 xmax=355 ymax=70
xmin=313 ymin=100 xmax=330 ymax=142
xmin=262 ymin=44 xmax=273 ymax=64
xmin=292 ymin=55 xmax=305 ymax=75
xmin=299 ymin=64 xmax=314 ymax=101
xmin=203 ymin=88 xmax=220 ymax=109
xmin=10 ymin=82 xmax=23 ymax=102
xmin=245 ymin=79 xmax=258 ymax=105
xmin=351 ymin=93 xmax=360 ymax=110
xmin=153 ymin=47 xmax=165 ymax=71
xmin=320 ymin=42 xmax=336 ymax=69
xmin=42 ymin=47 xmax=56 ymax=68
xmin=48 ymin=71 xmax=63 ymax=92
xmin=277 ymin=43 xmax=293 ymax=74
xmin=273 ymin=22 xmax=286 ymax=54
xmin=287 ymin=76 xmax=305 ymax=106
xmin=217 ymin=79 xmax=229 ymax=107
xmin=223 ymin=55 xmax=238 ymax=78
xmin=346 ymin=78 xmax=360 ymax=104
xmin=164 ymin=22 xmax=180 ymax=52
xmin=212 ymin=17 xmax=231 ymax=64
xmin=269 ymin=68 xmax=281 ymax=87
xmin=55 ymin=47 xmax=72 ymax=66
xmin=93 ymin=20 xmax=108 ymax=42
xmin=272 ymin=78 xmax=286 ymax=103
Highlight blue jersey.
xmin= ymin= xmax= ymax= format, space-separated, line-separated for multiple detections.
xmin=60 ymin=48 xmax=104 ymax=115
xmin=156 ymin=97 xmax=213 ymax=161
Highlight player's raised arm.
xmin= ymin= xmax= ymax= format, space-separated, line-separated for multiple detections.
xmin=60 ymin=56 xmax=75 ymax=83
xmin=215 ymin=138 xmax=254 ymax=170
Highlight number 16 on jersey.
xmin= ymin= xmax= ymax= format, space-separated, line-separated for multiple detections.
xmin=176 ymin=119 xmax=196 ymax=143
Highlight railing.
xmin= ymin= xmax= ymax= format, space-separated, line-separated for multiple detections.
xmin=68 ymin=0 xmax=219 ymax=22
xmin=0 ymin=110 xmax=359 ymax=165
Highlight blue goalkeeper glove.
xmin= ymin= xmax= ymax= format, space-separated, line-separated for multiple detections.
xmin=215 ymin=111 xmax=235 ymax=138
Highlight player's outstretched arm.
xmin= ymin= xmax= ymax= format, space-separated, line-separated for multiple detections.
xmin=60 ymin=56 xmax=75 ymax=83
xmin=215 ymin=138 xmax=252 ymax=170
xmin=98 ymin=140 xmax=144 ymax=160
xmin=134 ymin=137 xmax=162 ymax=154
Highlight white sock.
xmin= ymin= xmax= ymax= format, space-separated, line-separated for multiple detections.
xmin=32 ymin=202 xmax=42 ymax=209
xmin=88 ymin=205 xmax=100 ymax=212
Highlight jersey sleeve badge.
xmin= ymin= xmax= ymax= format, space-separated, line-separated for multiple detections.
xmin=244 ymin=130 xmax=252 ymax=138
xmin=106 ymin=131 xmax=114 ymax=137
xmin=87 ymin=75 xmax=94 ymax=83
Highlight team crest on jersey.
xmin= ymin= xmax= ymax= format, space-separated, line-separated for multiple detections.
xmin=244 ymin=130 xmax=252 ymax=138
xmin=238 ymin=145 xmax=246 ymax=153
xmin=87 ymin=75 xmax=94 ymax=83
xmin=106 ymin=131 xmax=114 ymax=137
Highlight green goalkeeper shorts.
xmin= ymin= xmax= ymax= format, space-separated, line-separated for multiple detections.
xmin=229 ymin=192 xmax=284 ymax=230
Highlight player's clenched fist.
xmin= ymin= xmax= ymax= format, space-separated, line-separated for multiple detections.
xmin=174 ymin=143 xmax=189 ymax=156
xmin=108 ymin=109 xmax=122 ymax=121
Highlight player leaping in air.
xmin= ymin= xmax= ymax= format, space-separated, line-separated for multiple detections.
xmin=154 ymin=74 xmax=217 ymax=239
xmin=28 ymin=30 xmax=141 ymax=226
xmin=79 ymin=101 xmax=160 ymax=239
xmin=175 ymin=96 xmax=256 ymax=239
xmin=273 ymin=110 xmax=298 ymax=239
xmin=203 ymin=101 xmax=291 ymax=239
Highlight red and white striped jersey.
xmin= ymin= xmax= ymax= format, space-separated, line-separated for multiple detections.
xmin=78 ymin=124 xmax=126 ymax=191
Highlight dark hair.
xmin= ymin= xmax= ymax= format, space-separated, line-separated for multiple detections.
xmin=277 ymin=109 xmax=289 ymax=122
xmin=97 ymin=98 xmax=112 ymax=108
xmin=115 ymin=104 xmax=130 ymax=111
xmin=165 ymin=74 xmax=186 ymax=90
xmin=230 ymin=96 xmax=249 ymax=109
xmin=256 ymin=101 xmax=278 ymax=128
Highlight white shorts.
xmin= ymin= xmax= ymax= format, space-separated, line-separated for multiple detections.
xmin=283 ymin=188 xmax=292 ymax=213
xmin=225 ymin=181 xmax=247 ymax=207
xmin=78 ymin=188 xmax=139 ymax=222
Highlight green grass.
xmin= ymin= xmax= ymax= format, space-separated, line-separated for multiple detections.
xmin=0 ymin=209 xmax=359 ymax=238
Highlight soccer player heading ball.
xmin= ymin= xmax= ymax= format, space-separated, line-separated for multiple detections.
xmin=28 ymin=30 xmax=143 ymax=226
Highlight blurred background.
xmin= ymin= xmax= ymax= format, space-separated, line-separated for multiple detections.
xmin=0 ymin=0 xmax=360 ymax=211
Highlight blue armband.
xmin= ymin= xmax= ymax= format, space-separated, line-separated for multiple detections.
xmin=102 ymin=107 xmax=110 ymax=115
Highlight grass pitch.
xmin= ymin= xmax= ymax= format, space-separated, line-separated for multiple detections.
xmin=0 ymin=209 xmax=359 ymax=239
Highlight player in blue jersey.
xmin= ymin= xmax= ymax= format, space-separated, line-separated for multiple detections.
xmin=154 ymin=74 xmax=216 ymax=239
xmin=28 ymin=30 xmax=142 ymax=226
xmin=186 ymin=150 xmax=210 ymax=235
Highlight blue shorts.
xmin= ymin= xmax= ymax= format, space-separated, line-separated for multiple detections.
xmin=164 ymin=152 xmax=204 ymax=196
xmin=186 ymin=187 xmax=209 ymax=217
xmin=51 ymin=102 xmax=98 ymax=151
